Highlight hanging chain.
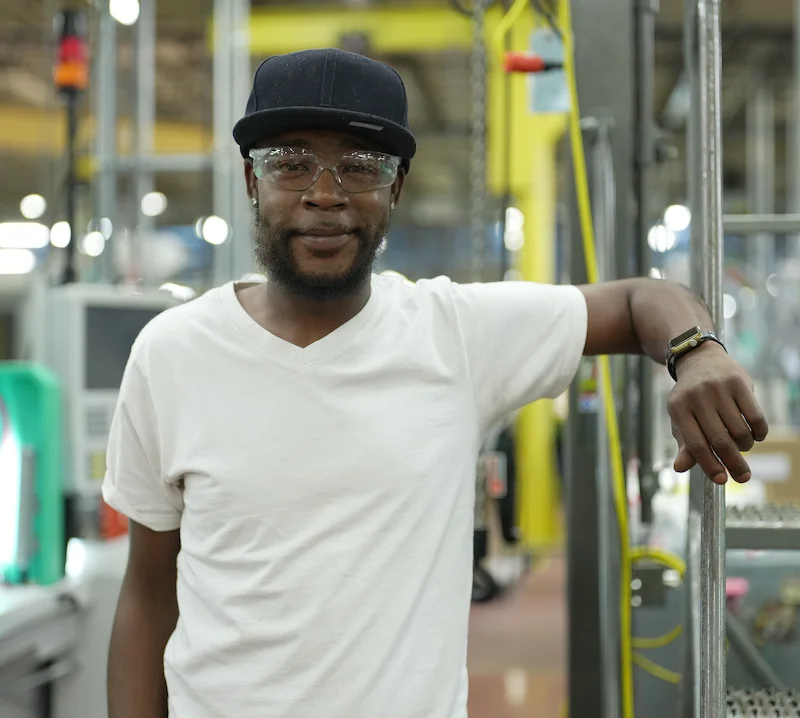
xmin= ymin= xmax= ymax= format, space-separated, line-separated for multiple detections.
xmin=470 ymin=0 xmax=488 ymax=282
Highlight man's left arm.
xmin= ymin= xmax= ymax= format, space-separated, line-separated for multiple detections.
xmin=579 ymin=277 xmax=769 ymax=485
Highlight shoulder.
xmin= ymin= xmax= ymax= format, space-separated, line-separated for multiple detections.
xmin=131 ymin=284 xmax=227 ymax=371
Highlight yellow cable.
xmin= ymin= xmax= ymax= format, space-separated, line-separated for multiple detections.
xmin=629 ymin=548 xmax=685 ymax=650
xmin=632 ymin=651 xmax=681 ymax=684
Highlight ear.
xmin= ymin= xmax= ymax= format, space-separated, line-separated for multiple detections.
xmin=244 ymin=159 xmax=258 ymax=203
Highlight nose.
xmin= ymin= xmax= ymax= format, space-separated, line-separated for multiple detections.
xmin=302 ymin=167 xmax=348 ymax=210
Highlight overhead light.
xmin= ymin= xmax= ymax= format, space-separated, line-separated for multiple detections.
xmin=89 ymin=217 xmax=113 ymax=239
xmin=200 ymin=216 xmax=229 ymax=245
xmin=0 ymin=249 xmax=36 ymax=275
xmin=110 ymin=0 xmax=140 ymax=26
xmin=0 ymin=222 xmax=50 ymax=249
xmin=723 ymin=293 xmax=737 ymax=319
xmin=740 ymin=286 xmax=757 ymax=310
xmin=647 ymin=224 xmax=676 ymax=253
xmin=663 ymin=204 xmax=691 ymax=232
xmin=766 ymin=273 xmax=780 ymax=297
xmin=50 ymin=221 xmax=71 ymax=248
xmin=81 ymin=231 xmax=105 ymax=257
xmin=20 ymin=194 xmax=47 ymax=220
xmin=141 ymin=191 xmax=167 ymax=218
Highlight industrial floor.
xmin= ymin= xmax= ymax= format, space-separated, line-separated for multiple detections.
xmin=466 ymin=554 xmax=566 ymax=717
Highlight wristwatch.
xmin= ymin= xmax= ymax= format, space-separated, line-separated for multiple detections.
xmin=665 ymin=326 xmax=726 ymax=381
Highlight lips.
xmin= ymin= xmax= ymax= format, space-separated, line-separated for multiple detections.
xmin=294 ymin=226 xmax=355 ymax=253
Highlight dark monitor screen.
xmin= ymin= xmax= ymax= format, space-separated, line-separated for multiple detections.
xmin=85 ymin=306 xmax=163 ymax=390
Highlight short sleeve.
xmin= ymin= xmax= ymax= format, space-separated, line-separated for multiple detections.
xmin=451 ymin=281 xmax=588 ymax=429
xmin=102 ymin=355 xmax=184 ymax=532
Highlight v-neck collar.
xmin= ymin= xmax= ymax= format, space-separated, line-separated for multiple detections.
xmin=217 ymin=277 xmax=382 ymax=368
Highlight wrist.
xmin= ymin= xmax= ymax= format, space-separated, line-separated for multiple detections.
xmin=673 ymin=339 xmax=726 ymax=378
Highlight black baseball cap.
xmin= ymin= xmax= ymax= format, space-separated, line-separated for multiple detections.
xmin=233 ymin=49 xmax=417 ymax=170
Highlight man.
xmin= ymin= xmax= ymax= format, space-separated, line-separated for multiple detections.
xmin=104 ymin=49 xmax=767 ymax=718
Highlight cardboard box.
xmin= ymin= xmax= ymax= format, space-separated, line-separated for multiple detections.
xmin=746 ymin=430 xmax=800 ymax=504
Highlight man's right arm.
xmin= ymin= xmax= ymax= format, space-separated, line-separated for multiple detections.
xmin=108 ymin=520 xmax=180 ymax=718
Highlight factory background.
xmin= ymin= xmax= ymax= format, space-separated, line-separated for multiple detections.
xmin=1 ymin=1 xmax=800 ymax=717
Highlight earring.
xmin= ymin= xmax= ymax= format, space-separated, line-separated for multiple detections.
xmin=390 ymin=200 xmax=396 ymax=210
xmin=251 ymin=197 xmax=258 ymax=206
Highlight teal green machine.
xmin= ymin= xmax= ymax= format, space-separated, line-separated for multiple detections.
xmin=0 ymin=363 xmax=64 ymax=586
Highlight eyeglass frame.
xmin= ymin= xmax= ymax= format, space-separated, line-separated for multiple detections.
xmin=248 ymin=147 xmax=402 ymax=194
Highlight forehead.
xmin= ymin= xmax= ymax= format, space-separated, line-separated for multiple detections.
xmin=254 ymin=129 xmax=383 ymax=155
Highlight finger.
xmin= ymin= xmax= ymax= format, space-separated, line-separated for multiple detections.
xmin=676 ymin=411 xmax=728 ymax=484
xmin=694 ymin=405 xmax=751 ymax=483
xmin=673 ymin=445 xmax=696 ymax=473
xmin=733 ymin=382 xmax=769 ymax=441
xmin=718 ymin=396 xmax=756 ymax=452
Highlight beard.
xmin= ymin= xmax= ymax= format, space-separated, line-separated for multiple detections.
xmin=252 ymin=207 xmax=389 ymax=301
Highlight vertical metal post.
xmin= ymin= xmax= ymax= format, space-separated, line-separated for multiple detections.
xmin=745 ymin=72 xmax=776 ymax=418
xmin=791 ymin=0 xmax=800 ymax=240
xmin=589 ymin=117 xmax=620 ymax=718
xmin=134 ymin=0 xmax=157 ymax=282
xmin=469 ymin=0 xmax=487 ymax=282
xmin=687 ymin=0 xmax=727 ymax=715
xmin=212 ymin=0 xmax=252 ymax=286
xmin=63 ymin=93 xmax=80 ymax=284
xmin=634 ymin=0 xmax=658 ymax=523
xmin=94 ymin=1 xmax=118 ymax=282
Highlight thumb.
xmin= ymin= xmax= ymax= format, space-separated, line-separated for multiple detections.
xmin=674 ymin=444 xmax=696 ymax=473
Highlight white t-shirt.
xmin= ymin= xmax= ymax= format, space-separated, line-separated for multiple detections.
xmin=102 ymin=274 xmax=588 ymax=718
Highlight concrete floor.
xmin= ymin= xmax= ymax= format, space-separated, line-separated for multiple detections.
xmin=467 ymin=555 xmax=567 ymax=717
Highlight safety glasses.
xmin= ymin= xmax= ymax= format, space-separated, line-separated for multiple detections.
xmin=249 ymin=147 xmax=401 ymax=194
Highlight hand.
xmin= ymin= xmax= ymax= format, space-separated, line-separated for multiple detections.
xmin=666 ymin=343 xmax=769 ymax=484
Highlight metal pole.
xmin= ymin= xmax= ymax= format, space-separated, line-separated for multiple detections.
xmin=212 ymin=0 xmax=252 ymax=284
xmin=745 ymin=72 xmax=775 ymax=417
xmin=134 ymin=0 xmax=156 ymax=284
xmin=470 ymin=0 xmax=487 ymax=282
xmin=693 ymin=0 xmax=727 ymax=714
xmin=63 ymin=93 xmax=80 ymax=284
xmin=634 ymin=0 xmax=659 ymax=524
xmin=792 ymin=0 xmax=800 ymax=225
xmin=94 ymin=1 xmax=118 ymax=283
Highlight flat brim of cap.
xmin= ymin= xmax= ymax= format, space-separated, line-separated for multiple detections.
xmin=233 ymin=107 xmax=417 ymax=165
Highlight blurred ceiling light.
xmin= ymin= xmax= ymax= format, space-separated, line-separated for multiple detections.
xmin=0 ymin=249 xmax=36 ymax=275
xmin=110 ymin=0 xmax=140 ymax=26
xmin=20 ymin=194 xmax=47 ymax=220
xmin=200 ymin=216 xmax=229 ymax=245
xmin=81 ymin=231 xmax=105 ymax=257
xmin=50 ymin=221 xmax=71 ymax=248
xmin=141 ymin=191 xmax=168 ymax=217
xmin=647 ymin=224 xmax=676 ymax=253
xmin=663 ymin=204 xmax=691 ymax=232
xmin=89 ymin=217 xmax=114 ymax=239
xmin=740 ymin=286 xmax=757 ymax=310
xmin=505 ymin=207 xmax=524 ymax=232
xmin=504 ymin=207 xmax=525 ymax=252
xmin=722 ymin=293 xmax=737 ymax=319
xmin=766 ymin=273 xmax=780 ymax=297
xmin=0 ymin=222 xmax=50 ymax=249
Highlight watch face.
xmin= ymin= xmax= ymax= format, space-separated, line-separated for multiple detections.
xmin=670 ymin=326 xmax=702 ymax=352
